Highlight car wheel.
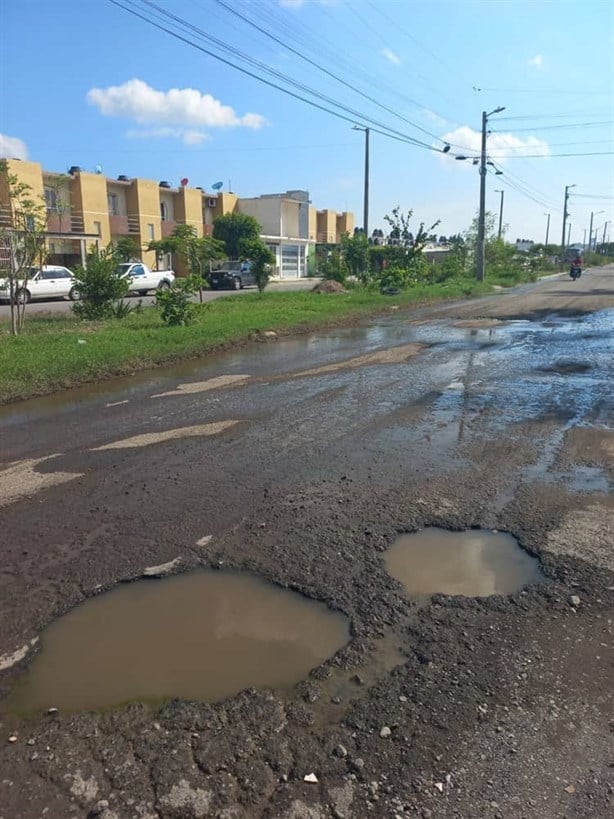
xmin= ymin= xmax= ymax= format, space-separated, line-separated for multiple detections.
xmin=233 ymin=277 xmax=241 ymax=290
xmin=157 ymin=281 xmax=171 ymax=292
xmin=16 ymin=288 xmax=31 ymax=304
xmin=68 ymin=286 xmax=80 ymax=301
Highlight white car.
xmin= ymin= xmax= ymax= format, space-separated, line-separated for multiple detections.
xmin=0 ymin=265 xmax=78 ymax=303
xmin=115 ymin=263 xmax=175 ymax=296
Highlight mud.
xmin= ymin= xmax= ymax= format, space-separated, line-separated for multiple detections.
xmin=9 ymin=571 xmax=349 ymax=713
xmin=1 ymin=266 xmax=613 ymax=818
xmin=384 ymin=528 xmax=543 ymax=597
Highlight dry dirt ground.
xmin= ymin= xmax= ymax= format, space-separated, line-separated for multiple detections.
xmin=0 ymin=267 xmax=613 ymax=819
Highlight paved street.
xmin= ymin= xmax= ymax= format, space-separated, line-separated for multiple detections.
xmin=0 ymin=277 xmax=320 ymax=318
xmin=0 ymin=266 xmax=613 ymax=819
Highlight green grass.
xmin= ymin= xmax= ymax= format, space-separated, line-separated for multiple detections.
xmin=0 ymin=279 xmax=493 ymax=404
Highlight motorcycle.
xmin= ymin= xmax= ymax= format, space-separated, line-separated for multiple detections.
xmin=569 ymin=265 xmax=582 ymax=281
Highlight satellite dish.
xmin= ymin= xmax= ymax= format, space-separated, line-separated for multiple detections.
xmin=211 ymin=181 xmax=223 ymax=191
xmin=180 ymin=177 xmax=189 ymax=186
xmin=95 ymin=164 xmax=103 ymax=174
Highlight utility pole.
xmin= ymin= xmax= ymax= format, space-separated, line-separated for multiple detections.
xmin=583 ymin=228 xmax=587 ymax=247
xmin=560 ymin=184 xmax=575 ymax=262
xmin=544 ymin=213 xmax=551 ymax=246
xmin=588 ymin=211 xmax=594 ymax=252
xmin=353 ymin=125 xmax=370 ymax=238
xmin=494 ymin=189 xmax=505 ymax=239
xmin=603 ymin=221 xmax=610 ymax=254
xmin=567 ymin=222 xmax=571 ymax=247
xmin=476 ymin=106 xmax=505 ymax=282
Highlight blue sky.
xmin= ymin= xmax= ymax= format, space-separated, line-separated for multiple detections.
xmin=1 ymin=0 xmax=613 ymax=245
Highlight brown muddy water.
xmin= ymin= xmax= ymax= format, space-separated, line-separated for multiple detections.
xmin=9 ymin=571 xmax=349 ymax=713
xmin=385 ymin=528 xmax=543 ymax=597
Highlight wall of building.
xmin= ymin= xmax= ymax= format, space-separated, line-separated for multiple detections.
xmin=239 ymin=198 xmax=282 ymax=237
xmin=317 ymin=209 xmax=337 ymax=243
xmin=176 ymin=188 xmax=204 ymax=236
xmin=69 ymin=171 xmax=111 ymax=249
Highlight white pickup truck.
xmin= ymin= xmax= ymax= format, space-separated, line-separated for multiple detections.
xmin=116 ymin=263 xmax=175 ymax=296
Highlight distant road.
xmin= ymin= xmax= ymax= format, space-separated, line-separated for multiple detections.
xmin=0 ymin=278 xmax=320 ymax=319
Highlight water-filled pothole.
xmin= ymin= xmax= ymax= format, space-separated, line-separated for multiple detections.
xmin=385 ymin=528 xmax=543 ymax=597
xmin=10 ymin=571 xmax=349 ymax=713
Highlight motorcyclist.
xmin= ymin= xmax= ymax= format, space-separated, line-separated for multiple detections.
xmin=569 ymin=254 xmax=582 ymax=277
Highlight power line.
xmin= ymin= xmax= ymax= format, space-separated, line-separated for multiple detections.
xmin=487 ymin=151 xmax=614 ymax=158
xmin=208 ymin=0 xmax=450 ymax=146
xmin=108 ymin=0 xmax=442 ymax=153
xmin=491 ymin=121 xmax=613 ymax=132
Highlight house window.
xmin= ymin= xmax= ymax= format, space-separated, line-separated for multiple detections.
xmin=93 ymin=221 xmax=102 ymax=236
xmin=160 ymin=201 xmax=168 ymax=221
xmin=44 ymin=187 xmax=58 ymax=212
xmin=147 ymin=224 xmax=155 ymax=240
xmin=108 ymin=193 xmax=120 ymax=216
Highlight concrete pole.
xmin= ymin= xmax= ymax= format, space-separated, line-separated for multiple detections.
xmin=363 ymin=127 xmax=370 ymax=240
xmin=545 ymin=213 xmax=550 ymax=246
xmin=476 ymin=111 xmax=488 ymax=282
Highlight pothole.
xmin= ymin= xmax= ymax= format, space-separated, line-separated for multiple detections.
xmin=384 ymin=528 xmax=543 ymax=597
xmin=537 ymin=360 xmax=593 ymax=375
xmin=9 ymin=571 xmax=349 ymax=713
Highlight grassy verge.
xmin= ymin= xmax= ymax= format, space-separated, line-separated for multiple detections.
xmin=0 ymin=279 xmax=494 ymax=404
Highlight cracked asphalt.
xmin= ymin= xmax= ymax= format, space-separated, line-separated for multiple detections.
xmin=1 ymin=266 xmax=613 ymax=819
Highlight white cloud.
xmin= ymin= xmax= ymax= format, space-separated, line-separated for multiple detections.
xmin=126 ymin=127 xmax=210 ymax=145
xmin=528 ymin=54 xmax=544 ymax=68
xmin=87 ymin=79 xmax=265 ymax=131
xmin=421 ymin=108 xmax=450 ymax=127
xmin=0 ymin=134 xmax=28 ymax=160
xmin=381 ymin=48 xmax=401 ymax=66
xmin=439 ymin=125 xmax=550 ymax=165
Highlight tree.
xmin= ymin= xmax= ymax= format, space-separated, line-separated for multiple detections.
xmin=71 ymin=245 xmax=129 ymax=320
xmin=148 ymin=224 xmax=225 ymax=283
xmin=0 ymin=159 xmax=48 ymax=335
xmin=213 ymin=212 xmax=261 ymax=258
xmin=383 ymin=206 xmax=440 ymax=269
xmin=113 ymin=236 xmax=140 ymax=262
xmin=341 ymin=231 xmax=369 ymax=283
xmin=239 ymin=238 xmax=275 ymax=292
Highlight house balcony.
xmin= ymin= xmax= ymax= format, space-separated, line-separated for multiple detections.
xmin=161 ymin=219 xmax=177 ymax=238
xmin=46 ymin=211 xmax=85 ymax=233
xmin=109 ymin=214 xmax=129 ymax=235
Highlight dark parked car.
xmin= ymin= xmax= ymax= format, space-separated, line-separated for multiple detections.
xmin=209 ymin=261 xmax=256 ymax=290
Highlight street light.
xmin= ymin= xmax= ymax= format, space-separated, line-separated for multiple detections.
xmin=476 ymin=106 xmax=506 ymax=281
xmin=588 ymin=210 xmax=604 ymax=252
xmin=352 ymin=125 xmax=370 ymax=239
xmin=494 ymin=189 xmax=505 ymax=239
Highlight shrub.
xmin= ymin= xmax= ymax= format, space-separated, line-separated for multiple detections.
xmin=155 ymin=276 xmax=200 ymax=326
xmin=72 ymin=246 xmax=129 ymax=320
xmin=318 ymin=249 xmax=347 ymax=284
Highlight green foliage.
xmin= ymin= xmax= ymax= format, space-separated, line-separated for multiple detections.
xmin=155 ymin=275 xmax=200 ymax=326
xmin=148 ymin=225 xmax=225 ymax=282
xmin=318 ymin=249 xmax=347 ymax=284
xmin=0 ymin=159 xmax=48 ymax=334
xmin=113 ymin=236 xmax=140 ymax=263
xmin=239 ymin=238 xmax=275 ymax=292
xmin=340 ymin=232 xmax=370 ymax=283
xmin=109 ymin=299 xmax=134 ymax=320
xmin=213 ymin=212 xmax=261 ymax=258
xmin=384 ymin=206 xmax=440 ymax=269
xmin=71 ymin=245 xmax=130 ymax=320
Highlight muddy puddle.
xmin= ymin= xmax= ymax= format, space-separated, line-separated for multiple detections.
xmin=385 ymin=528 xmax=543 ymax=597
xmin=9 ymin=571 xmax=349 ymax=713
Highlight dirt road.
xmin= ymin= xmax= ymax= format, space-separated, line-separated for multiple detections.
xmin=1 ymin=266 xmax=613 ymax=818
